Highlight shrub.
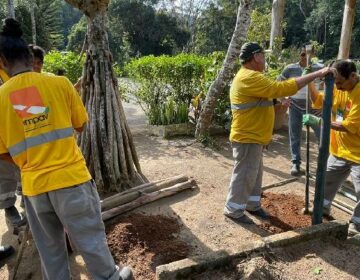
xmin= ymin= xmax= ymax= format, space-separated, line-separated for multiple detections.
xmin=43 ymin=50 xmax=84 ymax=83
xmin=125 ymin=53 xmax=212 ymax=125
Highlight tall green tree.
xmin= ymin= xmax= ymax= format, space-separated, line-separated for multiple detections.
xmin=193 ymin=1 xmax=237 ymax=54
xmin=195 ymin=0 xmax=254 ymax=138
xmin=14 ymin=0 xmax=63 ymax=50
xmin=193 ymin=0 xmax=271 ymax=54
xmin=60 ymin=2 xmax=82 ymax=48
xmin=108 ymin=0 xmax=189 ymax=59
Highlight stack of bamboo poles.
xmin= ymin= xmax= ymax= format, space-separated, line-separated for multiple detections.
xmin=101 ymin=175 xmax=195 ymax=221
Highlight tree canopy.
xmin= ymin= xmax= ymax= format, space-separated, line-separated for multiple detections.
xmin=2 ymin=0 xmax=360 ymax=62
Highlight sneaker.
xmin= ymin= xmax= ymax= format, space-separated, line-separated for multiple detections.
xmin=348 ymin=223 xmax=360 ymax=236
xmin=224 ymin=213 xmax=255 ymax=224
xmin=0 ymin=245 xmax=15 ymax=261
xmin=290 ymin=164 xmax=305 ymax=177
xmin=247 ymin=208 xmax=270 ymax=219
xmin=5 ymin=206 xmax=27 ymax=228
xmin=119 ymin=266 xmax=134 ymax=280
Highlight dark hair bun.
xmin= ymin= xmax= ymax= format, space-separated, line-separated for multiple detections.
xmin=1 ymin=18 xmax=23 ymax=37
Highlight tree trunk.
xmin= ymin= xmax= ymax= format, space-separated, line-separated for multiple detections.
xmin=270 ymin=0 xmax=286 ymax=50
xmin=338 ymin=0 xmax=356 ymax=59
xmin=7 ymin=0 xmax=15 ymax=18
xmin=65 ymin=0 xmax=144 ymax=192
xmin=29 ymin=0 xmax=36 ymax=44
xmin=195 ymin=0 xmax=254 ymax=139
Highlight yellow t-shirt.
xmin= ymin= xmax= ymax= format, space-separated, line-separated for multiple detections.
xmin=0 ymin=69 xmax=9 ymax=85
xmin=230 ymin=67 xmax=298 ymax=145
xmin=0 ymin=72 xmax=91 ymax=196
xmin=313 ymin=83 xmax=360 ymax=163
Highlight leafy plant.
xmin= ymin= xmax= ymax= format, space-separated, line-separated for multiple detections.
xmin=43 ymin=50 xmax=84 ymax=83
xmin=125 ymin=53 xmax=211 ymax=125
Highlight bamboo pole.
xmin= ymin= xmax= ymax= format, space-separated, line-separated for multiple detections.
xmin=102 ymin=180 xmax=195 ymax=221
xmin=261 ymin=177 xmax=298 ymax=191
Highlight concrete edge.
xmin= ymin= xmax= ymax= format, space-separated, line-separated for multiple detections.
xmin=346 ymin=233 xmax=360 ymax=246
xmin=156 ymin=240 xmax=265 ymax=280
xmin=263 ymin=220 xmax=348 ymax=248
xmin=155 ymin=220 xmax=348 ymax=280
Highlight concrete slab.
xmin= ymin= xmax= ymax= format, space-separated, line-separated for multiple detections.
xmin=156 ymin=220 xmax=348 ymax=280
xmin=156 ymin=240 xmax=265 ymax=280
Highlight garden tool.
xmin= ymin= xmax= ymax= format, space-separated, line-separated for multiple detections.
xmin=312 ymin=66 xmax=335 ymax=225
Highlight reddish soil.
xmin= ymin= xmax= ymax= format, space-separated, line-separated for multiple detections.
xmin=106 ymin=213 xmax=191 ymax=280
xmin=259 ymin=192 xmax=330 ymax=233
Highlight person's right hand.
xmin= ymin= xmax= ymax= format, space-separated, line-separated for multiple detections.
xmin=303 ymin=114 xmax=321 ymax=126
xmin=314 ymin=66 xmax=336 ymax=78
xmin=281 ymin=98 xmax=291 ymax=107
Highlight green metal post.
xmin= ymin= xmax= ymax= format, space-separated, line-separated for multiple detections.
xmin=312 ymin=73 xmax=334 ymax=225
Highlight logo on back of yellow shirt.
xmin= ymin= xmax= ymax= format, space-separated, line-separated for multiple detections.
xmin=9 ymin=86 xmax=50 ymax=131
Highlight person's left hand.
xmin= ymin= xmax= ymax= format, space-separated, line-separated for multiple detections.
xmin=303 ymin=114 xmax=321 ymax=126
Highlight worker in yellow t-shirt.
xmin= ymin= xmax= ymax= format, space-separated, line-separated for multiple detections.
xmin=0 ymin=59 xmax=26 ymax=229
xmin=0 ymin=19 xmax=133 ymax=280
xmin=224 ymin=42 xmax=330 ymax=224
xmin=304 ymin=59 xmax=360 ymax=236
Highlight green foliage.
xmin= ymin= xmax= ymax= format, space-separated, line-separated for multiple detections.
xmin=13 ymin=0 xmax=64 ymax=50
xmin=148 ymin=97 xmax=189 ymax=125
xmin=193 ymin=2 xmax=237 ymax=54
xmin=108 ymin=0 xmax=189 ymax=65
xmin=201 ymin=51 xmax=235 ymax=129
xmin=67 ymin=16 xmax=87 ymax=53
xmin=125 ymin=53 xmax=211 ymax=125
xmin=60 ymin=3 xmax=82 ymax=49
xmin=125 ymin=52 xmax=235 ymax=128
xmin=247 ymin=8 xmax=272 ymax=46
xmin=43 ymin=51 xmax=84 ymax=83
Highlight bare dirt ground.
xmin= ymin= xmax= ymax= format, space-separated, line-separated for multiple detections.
xmin=0 ymin=100 xmax=358 ymax=280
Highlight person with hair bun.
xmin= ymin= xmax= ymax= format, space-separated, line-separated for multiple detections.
xmin=0 ymin=18 xmax=133 ymax=280
xmin=0 ymin=57 xmax=26 ymax=230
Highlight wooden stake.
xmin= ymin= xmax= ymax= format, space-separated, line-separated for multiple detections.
xmin=102 ymin=180 xmax=195 ymax=221
xmin=101 ymin=175 xmax=188 ymax=211
xmin=11 ymin=225 xmax=29 ymax=280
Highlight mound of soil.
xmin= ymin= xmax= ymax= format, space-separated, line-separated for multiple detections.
xmin=259 ymin=192 xmax=330 ymax=233
xmin=106 ymin=214 xmax=191 ymax=280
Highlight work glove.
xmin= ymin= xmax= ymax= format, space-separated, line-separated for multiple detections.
xmin=302 ymin=65 xmax=313 ymax=76
xmin=302 ymin=114 xmax=321 ymax=126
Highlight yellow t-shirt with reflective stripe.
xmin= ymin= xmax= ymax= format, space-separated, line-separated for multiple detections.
xmin=0 ymin=69 xmax=9 ymax=85
xmin=230 ymin=67 xmax=298 ymax=145
xmin=0 ymin=72 xmax=91 ymax=196
xmin=313 ymin=83 xmax=360 ymax=163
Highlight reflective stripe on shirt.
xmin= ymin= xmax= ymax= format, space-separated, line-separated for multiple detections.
xmin=231 ymin=100 xmax=273 ymax=110
xmin=8 ymin=127 xmax=74 ymax=157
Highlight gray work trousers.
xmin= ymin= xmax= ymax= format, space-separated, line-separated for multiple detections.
xmin=24 ymin=180 xmax=121 ymax=280
xmin=323 ymin=154 xmax=360 ymax=225
xmin=224 ymin=143 xmax=263 ymax=218
xmin=0 ymin=159 xmax=21 ymax=209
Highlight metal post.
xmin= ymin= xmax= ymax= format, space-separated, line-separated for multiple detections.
xmin=312 ymin=73 xmax=334 ymax=225
xmin=304 ymin=44 xmax=313 ymax=213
